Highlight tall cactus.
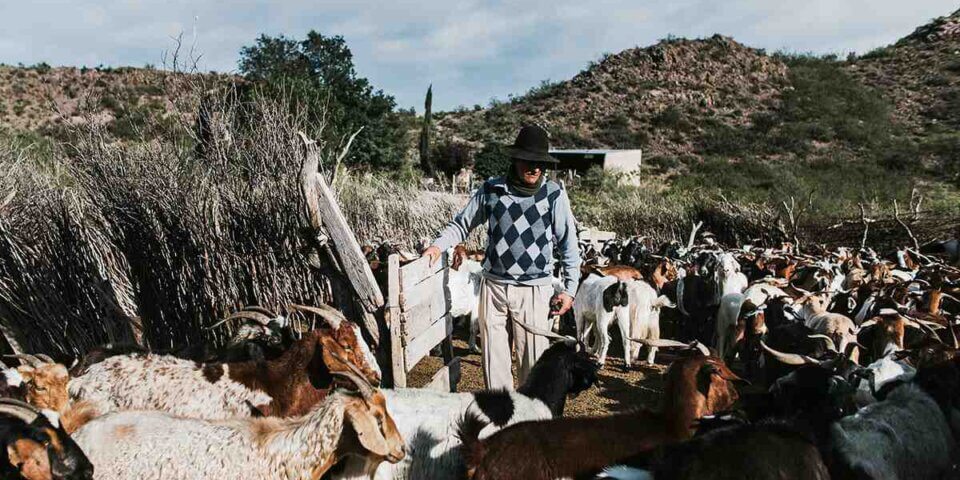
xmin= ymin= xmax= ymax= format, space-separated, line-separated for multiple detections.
xmin=419 ymin=84 xmax=436 ymax=176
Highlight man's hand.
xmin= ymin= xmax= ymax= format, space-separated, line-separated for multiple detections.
xmin=423 ymin=246 xmax=442 ymax=266
xmin=551 ymin=293 xmax=574 ymax=316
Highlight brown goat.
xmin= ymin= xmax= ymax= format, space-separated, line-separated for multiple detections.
xmin=589 ymin=264 xmax=644 ymax=282
xmin=458 ymin=353 xmax=743 ymax=480
xmin=2 ymin=354 xmax=70 ymax=414
xmin=229 ymin=328 xmax=379 ymax=417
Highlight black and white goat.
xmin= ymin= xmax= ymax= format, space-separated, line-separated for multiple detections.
xmin=335 ymin=323 xmax=600 ymax=480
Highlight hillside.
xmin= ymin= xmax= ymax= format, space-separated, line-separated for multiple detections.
xmin=436 ymin=35 xmax=789 ymax=159
xmin=0 ymin=64 xmax=224 ymax=140
xmin=848 ymin=8 xmax=960 ymax=134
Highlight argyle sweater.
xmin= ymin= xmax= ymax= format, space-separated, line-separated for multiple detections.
xmin=432 ymin=177 xmax=581 ymax=297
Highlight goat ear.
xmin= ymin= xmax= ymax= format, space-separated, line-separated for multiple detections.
xmin=344 ymin=401 xmax=390 ymax=457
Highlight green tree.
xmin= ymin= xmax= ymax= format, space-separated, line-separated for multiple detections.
xmin=239 ymin=32 xmax=407 ymax=169
xmin=473 ymin=142 xmax=510 ymax=181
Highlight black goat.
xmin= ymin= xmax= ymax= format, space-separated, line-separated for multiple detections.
xmin=0 ymin=398 xmax=93 ymax=480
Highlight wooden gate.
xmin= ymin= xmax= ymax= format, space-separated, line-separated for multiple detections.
xmin=386 ymin=252 xmax=460 ymax=391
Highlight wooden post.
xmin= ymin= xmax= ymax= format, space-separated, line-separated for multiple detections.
xmin=299 ymin=132 xmax=384 ymax=345
xmin=387 ymin=254 xmax=406 ymax=387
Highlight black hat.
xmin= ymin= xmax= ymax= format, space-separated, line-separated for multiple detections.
xmin=505 ymin=125 xmax=559 ymax=164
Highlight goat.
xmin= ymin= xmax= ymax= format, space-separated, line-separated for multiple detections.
xmin=596 ymin=419 xmax=830 ymax=480
xmin=73 ymin=359 xmax=405 ymax=480
xmin=335 ymin=335 xmax=600 ymax=480
xmin=0 ymin=398 xmax=93 ymax=480
xmin=625 ymin=280 xmax=674 ymax=364
xmin=2 ymin=354 xmax=69 ymax=414
xmin=796 ymin=293 xmax=860 ymax=364
xmin=714 ymin=293 xmax=746 ymax=361
xmin=458 ymin=351 xmax=743 ymax=480
xmin=715 ymin=252 xmax=748 ymax=299
xmin=448 ymin=245 xmax=484 ymax=353
xmin=827 ymin=383 xmax=956 ymax=480
xmin=575 ymin=275 xmax=630 ymax=366
xmin=70 ymin=304 xmax=381 ymax=419
xmin=2 ymin=355 xmax=99 ymax=435
xmin=196 ymin=306 xmax=290 ymax=363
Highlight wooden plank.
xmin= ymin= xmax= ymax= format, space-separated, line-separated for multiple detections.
xmin=399 ymin=272 xmax=442 ymax=311
xmin=402 ymin=279 xmax=446 ymax=341
xmin=298 ymin=134 xmax=381 ymax=345
xmin=387 ymin=255 xmax=406 ymax=388
xmin=425 ymin=357 xmax=461 ymax=392
xmin=400 ymin=253 xmax=446 ymax=293
xmin=314 ymin=172 xmax=384 ymax=313
xmin=404 ymin=316 xmax=452 ymax=368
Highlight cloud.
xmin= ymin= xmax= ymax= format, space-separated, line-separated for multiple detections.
xmin=0 ymin=0 xmax=954 ymax=110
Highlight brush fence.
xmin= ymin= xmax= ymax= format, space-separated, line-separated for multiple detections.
xmin=387 ymin=252 xmax=460 ymax=391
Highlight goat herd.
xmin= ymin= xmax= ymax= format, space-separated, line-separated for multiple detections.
xmin=2 ymin=235 xmax=960 ymax=479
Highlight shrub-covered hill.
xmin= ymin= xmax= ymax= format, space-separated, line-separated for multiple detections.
xmin=432 ymin=8 xmax=960 ymax=212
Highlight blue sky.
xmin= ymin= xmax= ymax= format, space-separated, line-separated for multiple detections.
xmin=0 ymin=1 xmax=955 ymax=111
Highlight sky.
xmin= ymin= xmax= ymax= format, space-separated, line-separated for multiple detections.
xmin=0 ymin=1 xmax=955 ymax=111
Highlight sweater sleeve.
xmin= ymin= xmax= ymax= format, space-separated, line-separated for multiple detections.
xmin=552 ymin=188 xmax=581 ymax=297
xmin=431 ymin=185 xmax=489 ymax=252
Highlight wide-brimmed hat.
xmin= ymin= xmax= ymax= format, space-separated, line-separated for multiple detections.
xmin=505 ymin=125 xmax=559 ymax=164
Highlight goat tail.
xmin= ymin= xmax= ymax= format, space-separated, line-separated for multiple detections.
xmin=457 ymin=409 xmax=489 ymax=480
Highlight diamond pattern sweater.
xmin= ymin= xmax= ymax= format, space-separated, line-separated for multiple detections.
xmin=432 ymin=177 xmax=581 ymax=297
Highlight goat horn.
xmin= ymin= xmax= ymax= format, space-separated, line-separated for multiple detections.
xmin=34 ymin=354 xmax=55 ymax=363
xmin=0 ymin=398 xmax=39 ymax=424
xmin=288 ymin=304 xmax=345 ymax=330
xmin=859 ymin=319 xmax=878 ymax=330
xmin=206 ymin=311 xmax=273 ymax=330
xmin=4 ymin=354 xmax=43 ymax=368
xmin=630 ymin=338 xmax=710 ymax=356
xmin=326 ymin=349 xmax=375 ymax=401
xmin=808 ymin=334 xmax=837 ymax=352
xmin=242 ymin=305 xmax=279 ymax=318
xmin=513 ymin=318 xmax=576 ymax=346
xmin=940 ymin=293 xmax=960 ymax=304
xmin=760 ymin=341 xmax=821 ymax=366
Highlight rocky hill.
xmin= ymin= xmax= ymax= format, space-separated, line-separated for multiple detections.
xmin=847 ymin=8 xmax=960 ymax=134
xmin=436 ymin=8 xmax=960 ymax=179
xmin=0 ymin=64 xmax=224 ymax=140
xmin=436 ymin=35 xmax=789 ymax=159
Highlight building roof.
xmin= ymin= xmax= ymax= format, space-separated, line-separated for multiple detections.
xmin=549 ymin=149 xmax=642 ymax=154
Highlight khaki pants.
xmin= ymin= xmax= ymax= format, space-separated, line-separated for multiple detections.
xmin=478 ymin=278 xmax=554 ymax=390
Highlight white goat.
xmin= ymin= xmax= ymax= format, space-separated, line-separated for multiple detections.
xmin=74 ymin=369 xmax=405 ymax=480
xmin=715 ymin=293 xmax=747 ymax=360
xmin=716 ymin=252 xmax=748 ymax=297
xmin=575 ymin=275 xmax=631 ymax=366
xmin=625 ymin=280 xmax=674 ymax=364
xmin=69 ymin=353 xmax=272 ymax=419
xmin=447 ymin=247 xmax=484 ymax=353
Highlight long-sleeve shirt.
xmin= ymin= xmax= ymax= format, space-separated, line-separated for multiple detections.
xmin=432 ymin=177 xmax=581 ymax=297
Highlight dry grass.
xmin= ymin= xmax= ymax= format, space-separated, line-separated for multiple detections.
xmin=0 ymin=89 xmax=463 ymax=358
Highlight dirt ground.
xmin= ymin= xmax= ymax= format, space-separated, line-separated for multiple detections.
xmin=407 ymin=330 xmax=668 ymax=417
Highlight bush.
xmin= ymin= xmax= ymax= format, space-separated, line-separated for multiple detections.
xmin=652 ymin=106 xmax=692 ymax=132
xmin=432 ymin=140 xmax=473 ymax=177
xmin=596 ymin=113 xmax=648 ymax=147
xmin=778 ymin=55 xmax=892 ymax=148
xmin=473 ymin=142 xmax=510 ymax=181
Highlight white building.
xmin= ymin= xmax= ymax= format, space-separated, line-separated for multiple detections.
xmin=549 ymin=149 xmax=643 ymax=184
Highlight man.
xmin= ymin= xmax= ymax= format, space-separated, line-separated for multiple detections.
xmin=423 ymin=125 xmax=581 ymax=389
